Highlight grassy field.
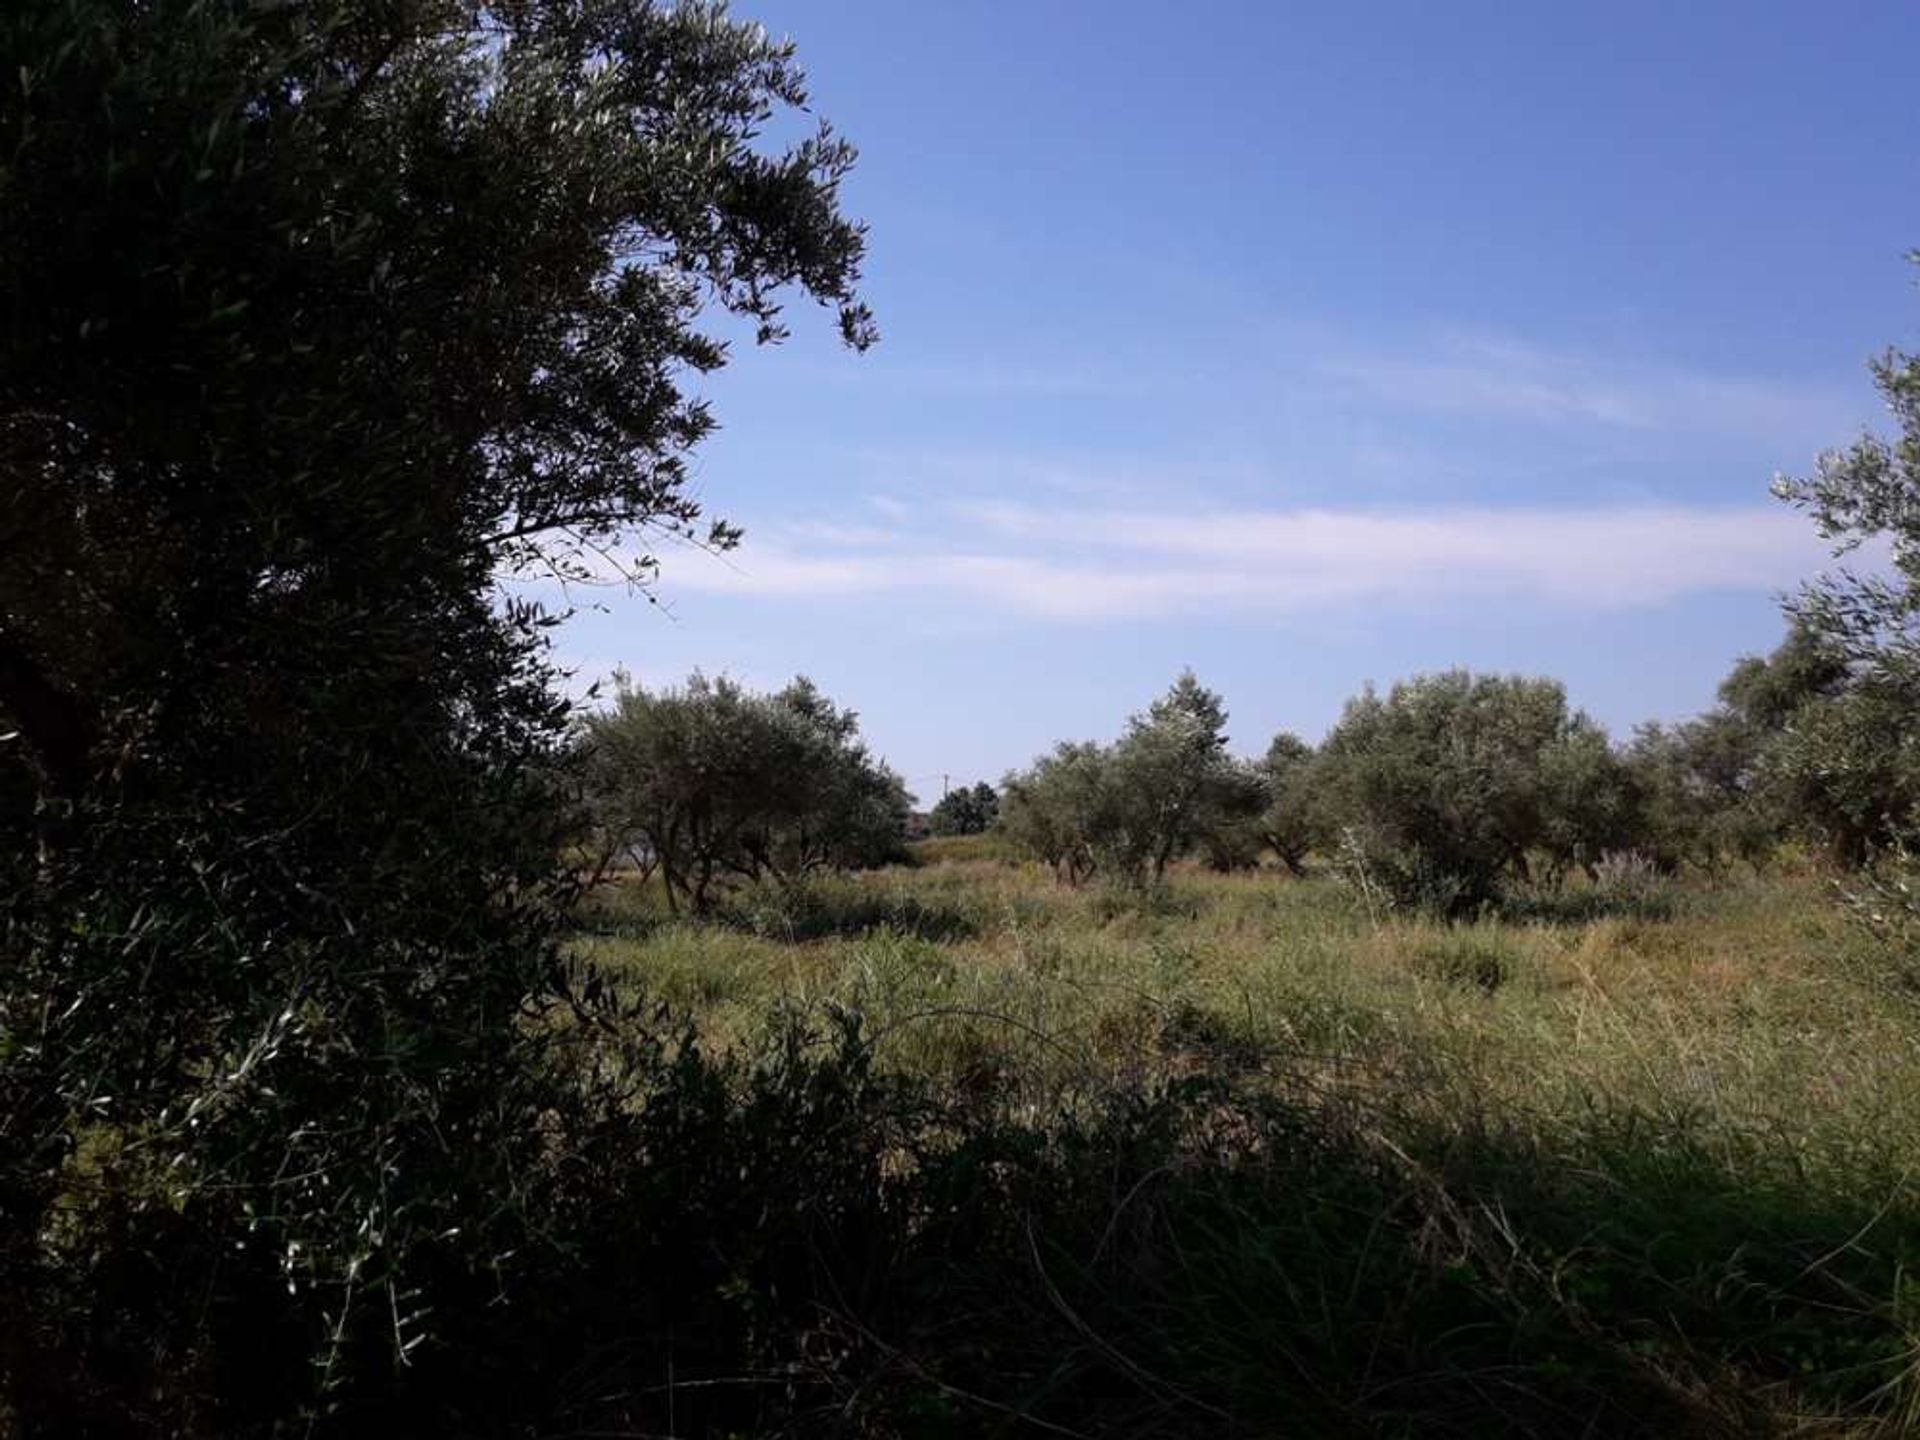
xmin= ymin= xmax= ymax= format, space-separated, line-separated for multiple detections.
xmin=562 ymin=850 xmax=1920 ymax=1437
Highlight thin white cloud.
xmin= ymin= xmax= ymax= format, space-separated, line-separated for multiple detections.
xmin=785 ymin=318 xmax=1862 ymax=442
xmin=844 ymin=447 xmax=1226 ymax=502
xmin=1316 ymin=330 xmax=1861 ymax=437
xmin=792 ymin=353 xmax=1152 ymax=400
xmin=652 ymin=501 xmax=1835 ymax=621
xmin=781 ymin=519 xmax=902 ymax=547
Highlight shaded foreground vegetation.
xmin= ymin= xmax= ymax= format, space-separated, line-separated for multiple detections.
xmin=535 ymin=856 xmax=1920 ymax=1437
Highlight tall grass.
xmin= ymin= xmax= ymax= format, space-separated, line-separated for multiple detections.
xmin=544 ymin=860 xmax=1920 ymax=1434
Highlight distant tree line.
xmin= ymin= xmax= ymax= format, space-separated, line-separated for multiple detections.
xmin=995 ymin=627 xmax=1920 ymax=915
xmin=566 ymin=611 xmax=1920 ymax=923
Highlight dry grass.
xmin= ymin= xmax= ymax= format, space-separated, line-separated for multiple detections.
xmin=561 ymin=857 xmax=1920 ymax=1435
xmin=573 ymin=861 xmax=1918 ymax=1161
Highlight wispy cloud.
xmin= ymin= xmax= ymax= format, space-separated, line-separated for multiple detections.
xmin=1315 ymin=330 xmax=1861 ymax=437
xmin=763 ymin=321 xmax=1863 ymax=455
xmin=779 ymin=519 xmax=903 ymax=547
xmin=791 ymin=353 xmax=1155 ymax=400
xmin=535 ymin=319 xmax=1870 ymax=627
xmin=650 ymin=500 xmax=1833 ymax=621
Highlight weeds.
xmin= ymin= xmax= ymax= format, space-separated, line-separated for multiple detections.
xmin=532 ymin=857 xmax=1920 ymax=1434
xmin=23 ymin=857 xmax=1914 ymax=1433
xmin=492 ymin=987 xmax=1920 ymax=1437
xmin=721 ymin=872 xmax=982 ymax=943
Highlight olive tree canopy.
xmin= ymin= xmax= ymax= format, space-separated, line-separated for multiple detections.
xmin=579 ymin=673 xmax=911 ymax=911
xmin=0 ymin=0 xmax=870 ymax=1417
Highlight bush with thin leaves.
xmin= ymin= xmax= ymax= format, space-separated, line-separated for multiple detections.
xmin=0 ymin=0 xmax=872 ymax=1426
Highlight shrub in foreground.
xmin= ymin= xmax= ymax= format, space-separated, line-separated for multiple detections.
xmin=445 ymin=1005 xmax=1920 ymax=1438
xmin=17 ymin=981 xmax=1919 ymax=1435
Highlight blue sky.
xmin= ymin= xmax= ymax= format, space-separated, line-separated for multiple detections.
xmin=552 ymin=0 xmax=1920 ymax=802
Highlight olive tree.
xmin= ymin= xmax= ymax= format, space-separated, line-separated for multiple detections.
xmin=1197 ymin=760 xmax=1275 ymax=872
xmin=1758 ymin=261 xmax=1920 ymax=944
xmin=580 ymin=674 xmax=910 ymax=911
xmin=1537 ymin=725 xmax=1644 ymax=882
xmin=1096 ymin=673 xmax=1243 ymax=882
xmin=1773 ymin=286 xmax=1920 ymax=693
xmin=1770 ymin=318 xmax=1920 ymax=859
xmin=1002 ymin=673 xmax=1261 ymax=887
xmin=1624 ymin=622 xmax=1892 ymax=871
xmin=1000 ymin=742 xmax=1111 ymax=885
xmin=1627 ymin=716 xmax=1769 ymax=872
xmin=1316 ymin=671 xmax=1618 ymax=914
xmin=0 ymin=0 xmax=870 ymax=1424
xmin=1258 ymin=732 xmax=1322 ymax=876
xmin=929 ymin=781 xmax=1001 ymax=837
